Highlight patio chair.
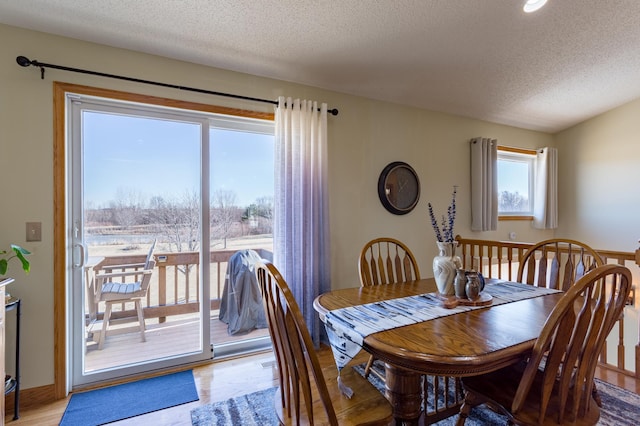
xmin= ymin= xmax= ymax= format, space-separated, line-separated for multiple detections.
xmin=255 ymin=261 xmax=393 ymax=426
xmin=457 ymin=264 xmax=631 ymax=426
xmin=94 ymin=240 xmax=157 ymax=349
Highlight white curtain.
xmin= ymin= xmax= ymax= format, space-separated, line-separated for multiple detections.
xmin=533 ymin=147 xmax=558 ymax=229
xmin=274 ymin=96 xmax=331 ymax=346
xmin=470 ymin=137 xmax=498 ymax=231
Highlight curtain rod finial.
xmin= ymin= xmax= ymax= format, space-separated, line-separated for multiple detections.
xmin=16 ymin=56 xmax=32 ymax=67
xmin=328 ymin=108 xmax=339 ymax=116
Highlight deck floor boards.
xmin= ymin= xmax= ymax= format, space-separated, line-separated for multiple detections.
xmin=85 ymin=313 xmax=270 ymax=372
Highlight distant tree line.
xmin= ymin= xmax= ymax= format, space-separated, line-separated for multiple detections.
xmin=85 ymin=188 xmax=273 ymax=252
xmin=499 ymin=190 xmax=529 ymax=212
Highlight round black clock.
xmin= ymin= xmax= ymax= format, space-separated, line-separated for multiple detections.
xmin=377 ymin=161 xmax=421 ymax=215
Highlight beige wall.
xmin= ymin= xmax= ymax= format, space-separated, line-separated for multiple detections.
xmin=555 ymin=98 xmax=640 ymax=251
xmin=555 ymin=98 xmax=640 ymax=370
xmin=0 ymin=23 xmax=564 ymax=390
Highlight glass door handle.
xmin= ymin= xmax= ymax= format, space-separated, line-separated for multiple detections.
xmin=73 ymin=243 xmax=86 ymax=269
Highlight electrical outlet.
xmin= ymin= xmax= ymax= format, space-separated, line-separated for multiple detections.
xmin=508 ymin=231 xmax=516 ymax=241
xmin=26 ymin=222 xmax=42 ymax=242
xmin=626 ymin=286 xmax=635 ymax=306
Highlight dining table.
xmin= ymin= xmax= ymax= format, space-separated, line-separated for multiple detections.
xmin=313 ymin=277 xmax=564 ymax=425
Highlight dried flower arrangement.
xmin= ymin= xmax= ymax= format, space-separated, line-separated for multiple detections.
xmin=428 ymin=186 xmax=457 ymax=243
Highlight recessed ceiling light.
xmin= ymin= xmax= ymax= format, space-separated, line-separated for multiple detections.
xmin=523 ymin=0 xmax=548 ymax=13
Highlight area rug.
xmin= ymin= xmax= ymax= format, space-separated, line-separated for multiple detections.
xmin=354 ymin=360 xmax=640 ymax=426
xmin=191 ymin=387 xmax=278 ymax=425
xmin=191 ymin=364 xmax=640 ymax=425
xmin=60 ymin=370 xmax=199 ymax=426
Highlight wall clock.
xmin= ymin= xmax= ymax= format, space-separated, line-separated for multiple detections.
xmin=377 ymin=161 xmax=421 ymax=215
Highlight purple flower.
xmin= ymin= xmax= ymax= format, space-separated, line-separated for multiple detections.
xmin=428 ymin=186 xmax=457 ymax=242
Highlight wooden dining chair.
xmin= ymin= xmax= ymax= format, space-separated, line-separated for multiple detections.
xmin=358 ymin=237 xmax=421 ymax=380
xmin=517 ymin=238 xmax=607 ymax=406
xmin=358 ymin=237 xmax=420 ymax=287
xmin=456 ymin=264 xmax=632 ymax=426
xmin=358 ymin=238 xmax=464 ymax=423
xmin=516 ymin=238 xmax=603 ymax=291
xmin=255 ymin=261 xmax=393 ymax=426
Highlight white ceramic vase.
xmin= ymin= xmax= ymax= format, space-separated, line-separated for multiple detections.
xmin=433 ymin=241 xmax=462 ymax=296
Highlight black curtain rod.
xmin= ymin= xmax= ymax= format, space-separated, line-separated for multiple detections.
xmin=15 ymin=55 xmax=339 ymax=116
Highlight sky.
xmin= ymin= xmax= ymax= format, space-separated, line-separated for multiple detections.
xmin=497 ymin=157 xmax=530 ymax=196
xmin=81 ymin=109 xmax=528 ymax=210
xmin=82 ymin=111 xmax=274 ymax=208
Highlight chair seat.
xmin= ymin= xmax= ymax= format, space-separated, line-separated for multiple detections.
xmin=100 ymin=281 xmax=145 ymax=300
xmin=458 ymin=264 xmax=629 ymax=426
xmin=462 ymin=360 xmax=601 ymax=426
xmin=275 ymin=363 xmax=392 ymax=426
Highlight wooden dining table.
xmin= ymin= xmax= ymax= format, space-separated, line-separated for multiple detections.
xmin=313 ymin=278 xmax=564 ymax=425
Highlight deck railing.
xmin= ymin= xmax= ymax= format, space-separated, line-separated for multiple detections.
xmin=455 ymin=235 xmax=639 ymax=379
xmin=89 ymin=248 xmax=273 ymax=324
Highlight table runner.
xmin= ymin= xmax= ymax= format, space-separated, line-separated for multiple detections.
xmin=324 ymin=280 xmax=561 ymax=377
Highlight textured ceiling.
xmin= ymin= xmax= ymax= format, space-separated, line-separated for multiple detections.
xmin=2 ymin=0 xmax=640 ymax=133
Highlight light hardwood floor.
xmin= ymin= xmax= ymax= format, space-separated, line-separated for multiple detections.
xmin=5 ymin=348 xmax=283 ymax=426
xmin=4 ymin=347 xmax=639 ymax=426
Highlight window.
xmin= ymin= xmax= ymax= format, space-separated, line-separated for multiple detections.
xmin=81 ymin=101 xmax=275 ymax=256
xmin=497 ymin=147 xmax=536 ymax=218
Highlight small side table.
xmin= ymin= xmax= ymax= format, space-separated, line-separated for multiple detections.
xmin=4 ymin=298 xmax=20 ymax=420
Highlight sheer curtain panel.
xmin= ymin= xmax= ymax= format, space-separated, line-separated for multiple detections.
xmin=274 ymin=97 xmax=331 ymax=346
xmin=470 ymin=137 xmax=498 ymax=231
xmin=533 ymin=147 xmax=558 ymax=229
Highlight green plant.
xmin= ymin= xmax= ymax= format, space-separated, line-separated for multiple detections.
xmin=0 ymin=244 xmax=31 ymax=276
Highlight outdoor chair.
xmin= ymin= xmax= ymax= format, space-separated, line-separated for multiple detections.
xmin=93 ymin=240 xmax=157 ymax=349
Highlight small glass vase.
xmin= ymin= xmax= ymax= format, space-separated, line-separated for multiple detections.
xmin=433 ymin=241 xmax=462 ymax=296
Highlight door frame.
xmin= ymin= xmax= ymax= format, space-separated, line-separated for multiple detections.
xmin=52 ymin=81 xmax=274 ymax=397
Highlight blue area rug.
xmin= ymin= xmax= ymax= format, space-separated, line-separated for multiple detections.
xmin=60 ymin=370 xmax=198 ymax=426
xmin=190 ymin=363 xmax=640 ymax=425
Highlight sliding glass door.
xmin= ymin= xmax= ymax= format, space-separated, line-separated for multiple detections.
xmin=209 ymin=118 xmax=274 ymax=357
xmin=69 ymin=96 xmax=211 ymax=386
xmin=66 ymin=90 xmax=275 ymax=388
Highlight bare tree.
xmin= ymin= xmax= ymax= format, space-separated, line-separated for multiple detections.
xmin=211 ymin=190 xmax=241 ymax=248
xmin=244 ymin=196 xmax=273 ymax=234
xmin=110 ymin=187 xmax=146 ymax=229
xmin=149 ymin=190 xmax=200 ymax=253
xmin=499 ymin=190 xmax=528 ymax=212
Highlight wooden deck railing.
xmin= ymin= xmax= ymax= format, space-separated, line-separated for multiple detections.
xmin=455 ymin=235 xmax=639 ymax=379
xmin=89 ymin=248 xmax=273 ymax=324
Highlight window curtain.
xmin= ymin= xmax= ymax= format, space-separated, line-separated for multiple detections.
xmin=470 ymin=137 xmax=498 ymax=231
xmin=533 ymin=147 xmax=558 ymax=229
xmin=274 ymin=96 xmax=331 ymax=346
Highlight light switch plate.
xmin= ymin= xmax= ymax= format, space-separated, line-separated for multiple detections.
xmin=26 ymin=222 xmax=42 ymax=242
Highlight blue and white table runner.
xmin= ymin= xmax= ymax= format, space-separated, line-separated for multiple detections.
xmin=324 ymin=280 xmax=562 ymax=374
